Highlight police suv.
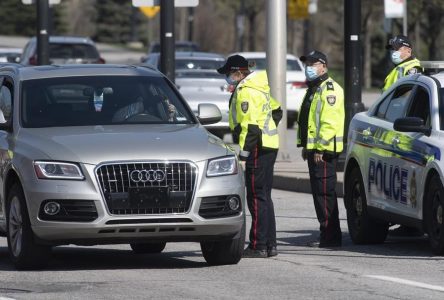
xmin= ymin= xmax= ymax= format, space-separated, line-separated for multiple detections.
xmin=344 ymin=63 xmax=444 ymax=254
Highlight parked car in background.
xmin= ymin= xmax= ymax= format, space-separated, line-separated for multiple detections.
xmin=141 ymin=41 xmax=200 ymax=62
xmin=20 ymin=36 xmax=105 ymax=66
xmin=232 ymin=52 xmax=306 ymax=128
xmin=142 ymin=52 xmax=231 ymax=138
xmin=0 ymin=63 xmax=245 ymax=269
xmin=0 ymin=48 xmax=22 ymax=63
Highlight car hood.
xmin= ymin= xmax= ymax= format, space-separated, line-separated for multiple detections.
xmin=17 ymin=124 xmax=233 ymax=165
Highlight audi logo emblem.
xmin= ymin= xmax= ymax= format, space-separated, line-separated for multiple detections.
xmin=130 ymin=169 xmax=166 ymax=183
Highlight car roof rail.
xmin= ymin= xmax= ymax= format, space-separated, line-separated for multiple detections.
xmin=421 ymin=61 xmax=444 ymax=75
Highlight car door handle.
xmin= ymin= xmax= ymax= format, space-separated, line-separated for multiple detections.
xmin=392 ymin=137 xmax=400 ymax=145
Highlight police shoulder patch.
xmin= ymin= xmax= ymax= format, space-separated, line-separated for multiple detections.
xmin=326 ymin=81 xmax=334 ymax=91
xmin=241 ymin=101 xmax=249 ymax=113
xmin=407 ymin=68 xmax=418 ymax=75
xmin=326 ymin=95 xmax=336 ymax=105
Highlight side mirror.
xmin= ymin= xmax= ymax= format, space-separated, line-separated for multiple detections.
xmin=197 ymin=103 xmax=222 ymax=125
xmin=393 ymin=117 xmax=431 ymax=136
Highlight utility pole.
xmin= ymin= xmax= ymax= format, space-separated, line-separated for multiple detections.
xmin=267 ymin=0 xmax=289 ymax=161
xmin=344 ymin=0 xmax=365 ymax=141
xmin=160 ymin=0 xmax=175 ymax=83
xmin=188 ymin=7 xmax=194 ymax=41
xmin=37 ymin=0 xmax=50 ymax=65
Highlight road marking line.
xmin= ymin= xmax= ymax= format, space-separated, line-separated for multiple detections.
xmin=0 ymin=297 xmax=16 ymax=300
xmin=365 ymin=275 xmax=444 ymax=292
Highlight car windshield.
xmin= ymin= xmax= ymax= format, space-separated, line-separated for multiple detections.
xmin=175 ymin=59 xmax=224 ymax=70
xmin=248 ymin=58 xmax=302 ymax=71
xmin=49 ymin=43 xmax=99 ymax=59
xmin=21 ymin=76 xmax=195 ymax=128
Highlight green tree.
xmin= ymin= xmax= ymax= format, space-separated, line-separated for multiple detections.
xmin=0 ymin=0 xmax=37 ymax=36
xmin=94 ymin=0 xmax=134 ymax=44
xmin=0 ymin=0 xmax=66 ymax=36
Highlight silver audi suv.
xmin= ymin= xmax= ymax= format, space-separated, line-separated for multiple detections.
xmin=0 ymin=64 xmax=245 ymax=269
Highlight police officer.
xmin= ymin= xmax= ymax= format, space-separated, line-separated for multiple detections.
xmin=217 ymin=55 xmax=281 ymax=258
xmin=383 ymin=35 xmax=422 ymax=92
xmin=297 ymin=50 xmax=344 ymax=248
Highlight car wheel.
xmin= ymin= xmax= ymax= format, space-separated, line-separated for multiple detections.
xmin=130 ymin=242 xmax=166 ymax=254
xmin=345 ymin=167 xmax=388 ymax=244
xmin=6 ymin=184 xmax=51 ymax=270
xmin=200 ymin=218 xmax=245 ymax=266
xmin=424 ymin=175 xmax=444 ymax=255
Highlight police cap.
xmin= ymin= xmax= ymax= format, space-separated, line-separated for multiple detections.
xmin=386 ymin=35 xmax=412 ymax=50
xmin=217 ymin=55 xmax=249 ymax=74
xmin=300 ymin=50 xmax=328 ymax=65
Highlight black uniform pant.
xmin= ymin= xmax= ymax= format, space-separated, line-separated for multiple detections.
xmin=307 ymin=152 xmax=342 ymax=243
xmin=245 ymin=147 xmax=278 ymax=250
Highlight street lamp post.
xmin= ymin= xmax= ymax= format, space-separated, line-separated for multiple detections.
xmin=37 ymin=0 xmax=50 ymax=65
xmin=344 ymin=0 xmax=365 ymax=142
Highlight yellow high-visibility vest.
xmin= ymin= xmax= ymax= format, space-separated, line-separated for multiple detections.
xmin=298 ymin=78 xmax=344 ymax=154
xmin=229 ymin=71 xmax=279 ymax=159
xmin=383 ymin=58 xmax=422 ymax=92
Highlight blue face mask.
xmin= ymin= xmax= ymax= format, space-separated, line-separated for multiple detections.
xmin=225 ymin=74 xmax=238 ymax=85
xmin=305 ymin=66 xmax=319 ymax=81
xmin=391 ymin=50 xmax=403 ymax=65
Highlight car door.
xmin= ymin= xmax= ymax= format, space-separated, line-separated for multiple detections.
xmin=366 ymin=84 xmax=415 ymax=212
xmin=0 ymin=75 xmax=13 ymax=224
xmin=389 ymin=84 xmax=433 ymax=219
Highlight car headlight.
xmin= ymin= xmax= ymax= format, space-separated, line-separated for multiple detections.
xmin=34 ymin=161 xmax=84 ymax=180
xmin=207 ymin=156 xmax=238 ymax=177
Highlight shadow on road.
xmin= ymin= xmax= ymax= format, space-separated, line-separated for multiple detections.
xmin=0 ymin=245 xmax=210 ymax=271
xmin=276 ymin=229 xmax=444 ymax=260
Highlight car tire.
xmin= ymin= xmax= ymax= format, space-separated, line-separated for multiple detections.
xmin=6 ymin=184 xmax=51 ymax=270
xmin=424 ymin=175 xmax=444 ymax=255
xmin=130 ymin=242 xmax=167 ymax=254
xmin=345 ymin=167 xmax=388 ymax=244
xmin=201 ymin=219 xmax=245 ymax=266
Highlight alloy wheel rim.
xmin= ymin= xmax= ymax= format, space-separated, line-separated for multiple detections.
xmin=8 ymin=197 xmax=23 ymax=257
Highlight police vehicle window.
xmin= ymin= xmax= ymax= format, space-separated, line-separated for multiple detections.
xmin=21 ymin=76 xmax=195 ymax=128
xmin=0 ymin=84 xmax=12 ymax=122
xmin=382 ymin=86 xmax=413 ymax=123
xmin=407 ymin=86 xmax=430 ymax=126
xmin=375 ymin=91 xmax=394 ymax=118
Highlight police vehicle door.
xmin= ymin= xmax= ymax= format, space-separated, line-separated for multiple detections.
xmin=391 ymin=84 xmax=432 ymax=218
xmin=367 ymin=84 xmax=415 ymax=213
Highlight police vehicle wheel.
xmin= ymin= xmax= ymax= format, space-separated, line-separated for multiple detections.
xmin=425 ymin=175 xmax=444 ymax=255
xmin=200 ymin=218 xmax=245 ymax=266
xmin=345 ymin=167 xmax=388 ymax=244
xmin=130 ymin=242 xmax=166 ymax=254
xmin=6 ymin=184 xmax=51 ymax=270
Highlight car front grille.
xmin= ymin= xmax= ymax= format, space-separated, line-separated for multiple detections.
xmin=96 ymin=162 xmax=197 ymax=215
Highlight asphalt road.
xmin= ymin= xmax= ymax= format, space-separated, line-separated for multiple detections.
xmin=1 ymin=189 xmax=443 ymax=300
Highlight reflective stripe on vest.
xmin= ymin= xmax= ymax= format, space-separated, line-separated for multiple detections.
xmin=308 ymin=80 xmax=343 ymax=149
xmin=261 ymin=91 xmax=278 ymax=136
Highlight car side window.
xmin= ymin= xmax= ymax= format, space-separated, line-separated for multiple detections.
xmin=0 ymin=82 xmax=13 ymax=123
xmin=378 ymin=85 xmax=414 ymax=123
xmin=406 ymin=86 xmax=431 ymax=127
